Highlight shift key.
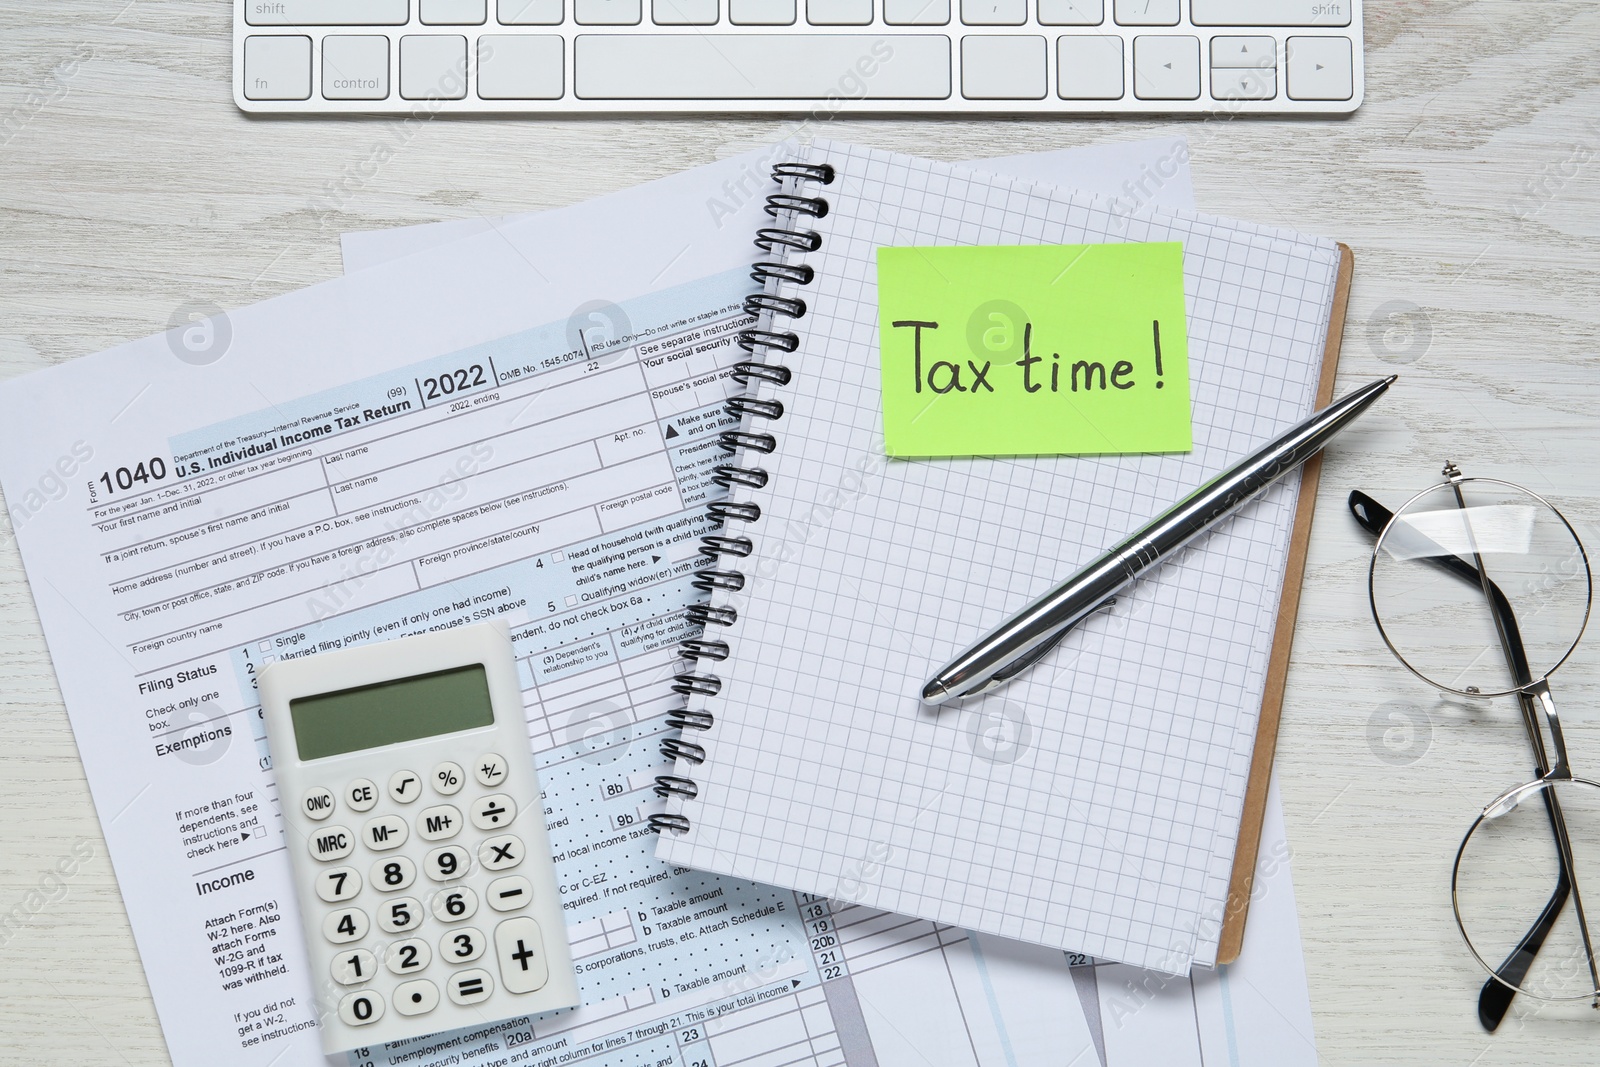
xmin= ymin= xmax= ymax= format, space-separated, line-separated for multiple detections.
xmin=1190 ymin=0 xmax=1350 ymax=26
xmin=246 ymin=0 xmax=409 ymax=25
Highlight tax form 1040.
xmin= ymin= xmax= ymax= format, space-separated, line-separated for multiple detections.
xmin=0 ymin=139 xmax=1315 ymax=1067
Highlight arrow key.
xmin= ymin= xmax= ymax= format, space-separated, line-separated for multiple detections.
xmin=1210 ymin=65 xmax=1274 ymax=99
xmin=1287 ymin=36 xmax=1351 ymax=100
xmin=1132 ymin=35 xmax=1199 ymax=99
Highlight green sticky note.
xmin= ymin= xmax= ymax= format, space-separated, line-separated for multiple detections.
xmin=875 ymin=243 xmax=1192 ymax=458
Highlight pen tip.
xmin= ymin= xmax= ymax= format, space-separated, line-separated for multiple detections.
xmin=1382 ymin=373 xmax=1398 ymax=387
xmin=921 ymin=680 xmax=950 ymax=705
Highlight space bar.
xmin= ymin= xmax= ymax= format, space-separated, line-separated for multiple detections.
xmin=574 ymin=35 xmax=951 ymax=99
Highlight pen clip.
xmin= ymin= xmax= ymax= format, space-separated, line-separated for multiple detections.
xmin=987 ymin=596 xmax=1118 ymax=686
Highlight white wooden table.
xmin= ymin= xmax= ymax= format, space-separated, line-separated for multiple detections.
xmin=3 ymin=2 xmax=1599 ymax=1063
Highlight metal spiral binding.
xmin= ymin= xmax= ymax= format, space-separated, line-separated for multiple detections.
xmin=649 ymin=158 xmax=834 ymax=834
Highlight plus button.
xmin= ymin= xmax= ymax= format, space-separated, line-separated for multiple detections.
xmin=511 ymin=939 xmax=535 ymax=971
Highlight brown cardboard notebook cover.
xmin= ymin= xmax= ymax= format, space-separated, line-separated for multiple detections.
xmin=1215 ymin=242 xmax=1355 ymax=964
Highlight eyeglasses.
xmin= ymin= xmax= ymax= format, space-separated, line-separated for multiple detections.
xmin=1351 ymin=462 xmax=1596 ymax=1031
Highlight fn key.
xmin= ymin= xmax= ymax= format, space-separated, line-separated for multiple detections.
xmin=494 ymin=916 xmax=550 ymax=993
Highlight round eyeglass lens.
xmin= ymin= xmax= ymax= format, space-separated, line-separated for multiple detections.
xmin=1454 ymin=777 xmax=1600 ymax=1000
xmin=1369 ymin=479 xmax=1590 ymax=697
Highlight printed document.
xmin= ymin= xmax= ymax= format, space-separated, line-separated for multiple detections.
xmin=0 ymin=137 xmax=1314 ymax=1067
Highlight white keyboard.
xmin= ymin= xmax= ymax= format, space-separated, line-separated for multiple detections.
xmin=234 ymin=0 xmax=1361 ymax=114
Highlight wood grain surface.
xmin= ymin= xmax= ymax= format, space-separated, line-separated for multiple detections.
xmin=2 ymin=1 xmax=1599 ymax=1063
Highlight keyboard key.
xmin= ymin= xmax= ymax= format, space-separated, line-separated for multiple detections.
xmin=338 ymin=990 xmax=385 ymax=1027
xmin=400 ymin=35 xmax=469 ymax=99
xmin=883 ymin=0 xmax=948 ymax=23
xmin=731 ymin=0 xmax=795 ymax=24
xmin=478 ymin=35 xmax=564 ymax=98
xmin=807 ymin=0 xmax=871 ymax=24
xmin=1211 ymin=66 xmax=1274 ymax=98
xmin=487 ymin=875 xmax=534 ymax=911
xmin=470 ymin=793 xmax=517 ymax=830
xmin=315 ymin=866 xmax=362 ymax=902
xmin=655 ymin=0 xmax=719 ymax=23
xmin=244 ymin=0 xmax=407 ymax=25
xmin=386 ymin=937 xmax=432 ymax=974
xmin=323 ymin=906 xmax=370 ymax=944
xmin=418 ymin=803 xmax=463 ymax=840
xmin=394 ymin=979 xmax=440 ymax=1016
xmin=322 ymin=35 xmax=389 ymax=100
xmin=442 ymin=927 xmax=487 ymax=963
xmin=1057 ymin=34 xmax=1122 ymax=98
xmin=422 ymin=0 xmax=488 ymax=22
xmin=373 ymin=855 xmax=416 ymax=891
xmin=1210 ymin=35 xmax=1274 ymax=68
xmin=1113 ymin=0 xmax=1177 ymax=25
xmin=1037 ymin=0 xmax=1101 ymax=23
xmin=431 ymin=761 xmax=466 ymax=795
xmin=574 ymin=35 xmax=951 ymax=98
xmin=308 ymin=825 xmax=354 ymax=861
xmin=1286 ymin=36 xmax=1351 ymax=99
xmin=961 ymin=35 xmax=1045 ymax=99
xmin=447 ymin=968 xmax=494 ymax=1005
xmin=330 ymin=948 xmax=376 ymax=985
xmin=498 ymin=0 xmax=564 ymax=22
xmin=494 ymin=916 xmax=550 ymax=993
xmin=961 ymin=0 xmax=1025 ymax=25
xmin=576 ymin=0 xmax=643 ymax=24
xmin=301 ymin=786 xmax=335 ymax=821
xmin=1131 ymin=35 xmax=1198 ymax=99
xmin=1190 ymin=0 xmax=1350 ymax=25
xmin=243 ymin=37 xmax=311 ymax=102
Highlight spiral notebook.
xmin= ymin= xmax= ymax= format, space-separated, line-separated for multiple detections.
xmin=652 ymin=140 xmax=1353 ymax=973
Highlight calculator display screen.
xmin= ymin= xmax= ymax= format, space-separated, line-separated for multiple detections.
xmin=289 ymin=664 xmax=495 ymax=761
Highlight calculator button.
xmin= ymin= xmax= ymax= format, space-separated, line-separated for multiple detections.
xmin=388 ymin=769 xmax=423 ymax=803
xmin=470 ymin=793 xmax=516 ymax=830
xmin=418 ymin=804 xmax=463 ymax=841
xmin=441 ymin=927 xmax=485 ymax=963
xmin=323 ymin=906 xmax=370 ymax=943
xmin=479 ymin=834 xmax=524 ymax=871
xmin=372 ymin=856 xmax=416 ymax=892
xmin=425 ymin=845 xmax=472 ymax=881
xmin=345 ymin=778 xmax=379 ymax=811
xmin=315 ymin=866 xmax=362 ymax=902
xmin=338 ymin=989 xmax=385 ymax=1026
xmin=363 ymin=813 xmax=409 ymax=851
xmin=432 ymin=761 xmax=466 ymax=795
xmin=394 ymin=978 xmax=440 ymax=1016
xmin=432 ymin=887 xmax=479 ymax=923
xmin=302 ymin=786 xmax=336 ymax=821
xmin=385 ymin=936 xmax=432 ymax=974
xmin=377 ymin=896 xmax=424 ymax=933
xmin=487 ymin=875 xmax=533 ymax=912
xmin=447 ymin=968 xmax=494 ymax=1005
xmin=494 ymin=916 xmax=549 ymax=993
xmin=308 ymin=825 xmax=355 ymax=862
xmin=474 ymin=754 xmax=508 ymax=787
xmin=331 ymin=948 xmax=377 ymax=985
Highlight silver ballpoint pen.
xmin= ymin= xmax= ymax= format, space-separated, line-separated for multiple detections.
xmin=921 ymin=374 xmax=1398 ymax=705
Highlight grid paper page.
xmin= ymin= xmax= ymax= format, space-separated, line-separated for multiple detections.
xmin=655 ymin=141 xmax=1341 ymax=972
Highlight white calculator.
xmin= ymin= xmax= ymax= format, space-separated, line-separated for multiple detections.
xmin=259 ymin=622 xmax=578 ymax=1054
